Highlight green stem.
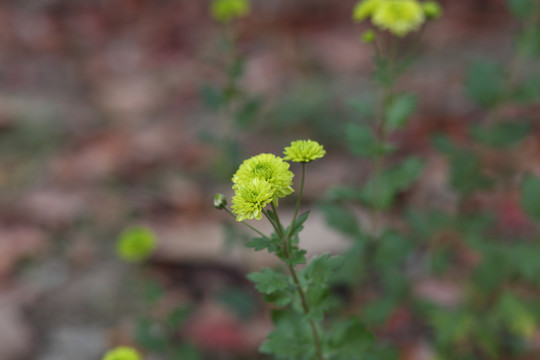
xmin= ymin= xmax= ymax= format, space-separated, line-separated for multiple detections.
xmin=224 ymin=207 xmax=270 ymax=241
xmin=271 ymin=202 xmax=286 ymax=238
xmin=272 ymin=206 xmax=325 ymax=360
xmin=285 ymin=163 xmax=306 ymax=241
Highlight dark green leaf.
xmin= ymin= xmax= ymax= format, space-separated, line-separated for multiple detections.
xmin=135 ymin=317 xmax=168 ymax=352
xmin=199 ymin=84 xmax=223 ymax=110
xmin=521 ymin=174 xmax=540 ymax=220
xmin=167 ymin=306 xmax=192 ymax=329
xmin=465 ymin=60 xmax=505 ymax=108
xmin=218 ymin=288 xmax=258 ymax=320
xmin=303 ymin=254 xmax=344 ymax=283
xmin=247 ymin=268 xmax=290 ymax=295
xmin=288 ymin=211 xmax=311 ymax=238
xmin=320 ymin=204 xmax=360 ymax=236
xmin=235 ymin=97 xmax=261 ymax=128
xmin=471 ymin=121 xmax=530 ymax=147
xmin=385 ymin=94 xmax=417 ymax=130
xmin=329 ymin=317 xmax=374 ymax=357
xmin=246 ymin=236 xmax=277 ymax=252
xmin=507 ymin=0 xmax=537 ymax=19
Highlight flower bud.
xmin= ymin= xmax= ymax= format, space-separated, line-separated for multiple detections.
xmin=214 ymin=193 xmax=228 ymax=209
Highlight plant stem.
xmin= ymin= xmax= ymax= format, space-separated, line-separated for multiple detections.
xmin=224 ymin=207 xmax=270 ymax=240
xmin=285 ymin=162 xmax=306 ymax=241
xmin=271 ymin=206 xmax=325 ymax=360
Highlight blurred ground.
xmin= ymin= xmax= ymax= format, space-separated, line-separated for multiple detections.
xmin=0 ymin=0 xmax=534 ymax=359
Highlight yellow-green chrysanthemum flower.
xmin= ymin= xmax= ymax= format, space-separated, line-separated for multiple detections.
xmin=102 ymin=347 xmax=142 ymax=360
xmin=210 ymin=0 xmax=250 ymax=23
xmin=231 ymin=178 xmax=274 ymax=221
xmin=352 ymin=0 xmax=385 ymax=22
xmin=116 ymin=227 xmax=156 ymax=262
xmin=422 ymin=1 xmax=442 ymax=19
xmin=232 ymin=153 xmax=294 ymax=200
xmin=283 ymin=140 xmax=326 ymax=163
xmin=372 ymin=0 xmax=425 ymax=37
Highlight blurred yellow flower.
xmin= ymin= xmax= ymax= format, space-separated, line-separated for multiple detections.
xmin=372 ymin=0 xmax=425 ymax=36
xmin=211 ymin=0 xmax=250 ymax=23
xmin=102 ymin=347 xmax=142 ymax=360
xmin=116 ymin=227 xmax=156 ymax=262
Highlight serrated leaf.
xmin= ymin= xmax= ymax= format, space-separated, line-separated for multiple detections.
xmin=361 ymin=157 xmax=424 ymax=209
xmin=385 ymin=94 xmax=417 ymax=130
xmin=471 ymin=121 xmax=530 ymax=147
xmin=329 ymin=317 xmax=374 ymax=357
xmin=247 ymin=268 xmax=290 ymax=294
xmin=303 ymin=254 xmax=344 ymax=283
xmin=465 ymin=60 xmax=505 ymax=108
xmin=246 ymin=236 xmax=277 ymax=252
xmin=260 ymin=313 xmax=315 ymax=359
xmin=521 ymin=174 xmax=540 ymax=220
xmin=320 ymin=204 xmax=360 ymax=236
xmin=287 ymin=211 xmax=310 ymax=238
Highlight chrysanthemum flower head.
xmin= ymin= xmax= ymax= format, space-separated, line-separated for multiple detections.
xmin=232 ymin=153 xmax=294 ymax=200
xmin=102 ymin=347 xmax=142 ymax=360
xmin=372 ymin=0 xmax=425 ymax=37
xmin=422 ymin=1 xmax=442 ymax=19
xmin=116 ymin=227 xmax=156 ymax=262
xmin=352 ymin=0 xmax=385 ymax=22
xmin=231 ymin=178 xmax=274 ymax=221
xmin=211 ymin=0 xmax=250 ymax=23
xmin=283 ymin=140 xmax=326 ymax=163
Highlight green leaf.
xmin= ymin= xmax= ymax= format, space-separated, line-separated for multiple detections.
xmin=507 ymin=0 xmax=537 ymax=19
xmin=320 ymin=204 xmax=360 ymax=236
xmin=303 ymin=254 xmax=344 ymax=283
xmin=465 ymin=60 xmax=505 ymax=108
xmin=345 ymin=123 xmax=395 ymax=157
xmin=448 ymin=150 xmax=492 ymax=196
xmin=471 ymin=121 xmax=530 ymax=147
xmin=260 ymin=312 xmax=315 ymax=359
xmin=247 ymin=268 xmax=290 ymax=295
xmin=517 ymin=25 xmax=540 ymax=58
xmin=235 ymin=97 xmax=261 ymax=128
xmin=347 ymin=94 xmax=376 ymax=121
xmin=361 ymin=157 xmax=424 ymax=209
xmin=288 ymin=211 xmax=311 ymax=238
xmin=362 ymin=297 xmax=396 ymax=325
xmin=218 ymin=288 xmax=258 ymax=320
xmin=329 ymin=317 xmax=374 ymax=358
xmin=199 ymin=84 xmax=224 ymax=110
xmin=521 ymin=174 xmax=540 ymax=220
xmin=385 ymin=94 xmax=417 ymax=130
xmin=167 ymin=306 xmax=192 ymax=329
xmin=246 ymin=236 xmax=277 ymax=252
xmin=135 ymin=317 xmax=168 ymax=352
xmin=512 ymin=74 xmax=540 ymax=102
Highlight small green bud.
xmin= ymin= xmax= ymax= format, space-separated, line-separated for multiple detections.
xmin=361 ymin=29 xmax=376 ymax=43
xmin=422 ymin=1 xmax=442 ymax=19
xmin=214 ymin=193 xmax=228 ymax=209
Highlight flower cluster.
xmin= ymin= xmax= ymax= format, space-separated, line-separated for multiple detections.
xmin=228 ymin=140 xmax=325 ymax=221
xmin=116 ymin=227 xmax=157 ymax=262
xmin=102 ymin=347 xmax=142 ymax=360
xmin=353 ymin=0 xmax=441 ymax=37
